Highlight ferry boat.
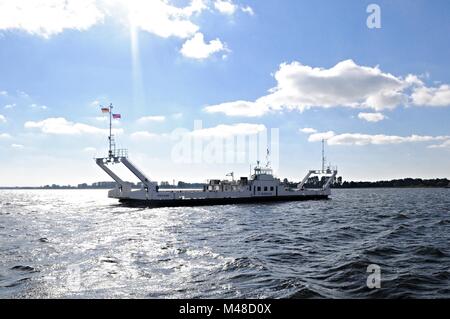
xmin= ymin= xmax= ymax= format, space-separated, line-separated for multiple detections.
xmin=95 ymin=104 xmax=338 ymax=208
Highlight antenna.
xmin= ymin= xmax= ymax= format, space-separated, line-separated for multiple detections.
xmin=103 ymin=103 xmax=122 ymax=161
xmin=266 ymin=147 xmax=270 ymax=168
xmin=322 ymin=139 xmax=326 ymax=172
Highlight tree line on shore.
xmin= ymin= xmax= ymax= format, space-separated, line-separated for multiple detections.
xmin=290 ymin=176 xmax=450 ymax=189
xmin=332 ymin=178 xmax=450 ymax=188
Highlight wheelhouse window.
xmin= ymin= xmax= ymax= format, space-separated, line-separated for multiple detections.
xmin=264 ymin=187 xmax=268 ymax=191
xmin=257 ymin=186 xmax=261 ymax=191
xmin=254 ymin=168 xmax=273 ymax=175
xmin=270 ymin=186 xmax=274 ymax=191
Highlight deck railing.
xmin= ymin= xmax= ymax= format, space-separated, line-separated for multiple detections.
xmin=113 ymin=149 xmax=128 ymax=158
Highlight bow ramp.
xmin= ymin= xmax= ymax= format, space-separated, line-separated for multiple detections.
xmin=95 ymin=149 xmax=157 ymax=198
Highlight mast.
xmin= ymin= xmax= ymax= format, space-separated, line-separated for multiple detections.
xmin=108 ymin=103 xmax=113 ymax=159
xmin=108 ymin=103 xmax=114 ymax=158
xmin=321 ymin=139 xmax=325 ymax=172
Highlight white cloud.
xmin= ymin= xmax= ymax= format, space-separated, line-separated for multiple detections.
xmin=90 ymin=100 xmax=101 ymax=107
xmin=405 ymin=74 xmax=424 ymax=86
xmin=4 ymin=104 xmax=16 ymax=109
xmin=83 ymin=146 xmax=96 ymax=152
xmin=123 ymin=0 xmax=207 ymax=39
xmin=0 ymin=90 xmax=8 ymax=96
xmin=0 ymin=0 xmax=104 ymax=38
xmin=204 ymin=59 xmax=422 ymax=117
xmin=24 ymin=117 xmax=123 ymax=135
xmin=214 ymin=0 xmax=237 ymax=15
xmin=130 ymin=131 xmax=161 ymax=140
xmin=308 ymin=131 xmax=336 ymax=142
xmin=214 ymin=1 xmax=253 ymax=16
xmin=172 ymin=112 xmax=183 ymax=119
xmin=357 ymin=112 xmax=386 ymax=122
xmin=0 ymin=0 xmax=210 ymax=39
xmin=327 ymin=134 xmax=448 ymax=146
xmin=205 ymin=100 xmax=269 ymax=117
xmin=411 ymin=84 xmax=450 ymax=107
xmin=429 ymin=140 xmax=450 ymax=149
xmin=304 ymin=129 xmax=449 ymax=146
xmin=189 ymin=123 xmax=266 ymax=138
xmin=180 ymin=32 xmax=228 ymax=59
xmin=299 ymin=127 xmax=317 ymax=134
xmin=363 ymin=90 xmax=406 ymax=110
xmin=11 ymin=144 xmax=24 ymax=149
xmin=0 ymin=114 xmax=5 ymax=123
xmin=137 ymin=115 xmax=166 ymax=123
xmin=0 ymin=0 xmax=257 ymax=59
xmin=241 ymin=5 xmax=254 ymax=15
xmin=0 ymin=133 xmax=11 ymax=139
xmin=30 ymin=103 xmax=48 ymax=110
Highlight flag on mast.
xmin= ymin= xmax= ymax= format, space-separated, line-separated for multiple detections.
xmin=101 ymin=107 xmax=109 ymax=113
xmin=113 ymin=113 xmax=121 ymax=119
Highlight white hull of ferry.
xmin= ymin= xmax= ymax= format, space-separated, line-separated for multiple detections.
xmin=109 ymin=187 xmax=331 ymax=208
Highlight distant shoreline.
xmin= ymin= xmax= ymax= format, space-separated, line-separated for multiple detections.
xmin=1 ymin=177 xmax=449 ymax=190
xmin=1 ymin=186 xmax=449 ymax=190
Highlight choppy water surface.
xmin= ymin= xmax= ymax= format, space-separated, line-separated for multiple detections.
xmin=0 ymin=189 xmax=449 ymax=298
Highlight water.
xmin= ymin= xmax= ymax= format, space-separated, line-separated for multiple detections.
xmin=0 ymin=188 xmax=449 ymax=299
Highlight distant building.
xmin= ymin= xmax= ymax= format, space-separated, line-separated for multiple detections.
xmin=92 ymin=181 xmax=117 ymax=188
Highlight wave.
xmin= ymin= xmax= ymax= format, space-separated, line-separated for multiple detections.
xmin=288 ymin=287 xmax=325 ymax=299
xmin=413 ymin=246 xmax=447 ymax=258
xmin=10 ymin=265 xmax=36 ymax=272
xmin=3 ymin=277 xmax=31 ymax=288
xmin=1 ymin=188 xmax=449 ymax=298
xmin=365 ymin=246 xmax=404 ymax=257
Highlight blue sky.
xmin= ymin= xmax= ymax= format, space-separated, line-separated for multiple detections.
xmin=1 ymin=0 xmax=450 ymax=186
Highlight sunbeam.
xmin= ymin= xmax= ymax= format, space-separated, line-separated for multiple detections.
xmin=128 ymin=3 xmax=146 ymax=112
xmin=129 ymin=20 xmax=145 ymax=110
